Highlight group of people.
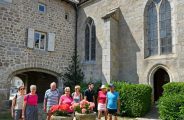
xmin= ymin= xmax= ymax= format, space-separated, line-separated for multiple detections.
xmin=11 ymin=82 xmax=120 ymax=120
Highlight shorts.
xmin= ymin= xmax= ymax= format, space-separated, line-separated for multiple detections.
xmin=98 ymin=103 xmax=106 ymax=111
xmin=107 ymin=108 xmax=117 ymax=116
xmin=46 ymin=106 xmax=52 ymax=113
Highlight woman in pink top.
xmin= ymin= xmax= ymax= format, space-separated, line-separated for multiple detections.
xmin=59 ymin=87 xmax=73 ymax=113
xmin=22 ymin=85 xmax=38 ymax=120
xmin=97 ymin=85 xmax=107 ymax=120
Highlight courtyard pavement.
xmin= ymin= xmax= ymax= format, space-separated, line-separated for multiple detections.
xmin=101 ymin=105 xmax=159 ymax=120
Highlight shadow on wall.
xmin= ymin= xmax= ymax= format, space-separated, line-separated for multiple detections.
xmin=118 ymin=9 xmax=140 ymax=84
xmin=78 ymin=4 xmax=140 ymax=84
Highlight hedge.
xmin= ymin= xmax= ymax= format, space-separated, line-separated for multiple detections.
xmin=113 ymin=82 xmax=152 ymax=117
xmin=162 ymin=82 xmax=184 ymax=96
xmin=158 ymin=82 xmax=184 ymax=120
xmin=158 ymin=94 xmax=184 ymax=120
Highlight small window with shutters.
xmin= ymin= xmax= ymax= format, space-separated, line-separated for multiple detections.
xmin=27 ymin=28 xmax=55 ymax=51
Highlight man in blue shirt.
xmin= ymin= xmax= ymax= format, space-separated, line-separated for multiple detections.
xmin=106 ymin=83 xmax=120 ymax=120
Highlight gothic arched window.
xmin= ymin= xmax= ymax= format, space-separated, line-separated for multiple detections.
xmin=159 ymin=0 xmax=172 ymax=54
xmin=85 ymin=17 xmax=96 ymax=61
xmin=148 ymin=2 xmax=158 ymax=56
xmin=146 ymin=0 xmax=172 ymax=57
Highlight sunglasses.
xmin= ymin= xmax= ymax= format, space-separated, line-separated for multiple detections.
xmin=66 ymin=91 xmax=70 ymax=92
xmin=20 ymin=88 xmax=25 ymax=90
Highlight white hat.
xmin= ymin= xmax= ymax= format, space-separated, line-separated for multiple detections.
xmin=101 ymin=85 xmax=106 ymax=89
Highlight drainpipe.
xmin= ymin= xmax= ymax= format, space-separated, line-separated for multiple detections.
xmin=74 ymin=4 xmax=78 ymax=85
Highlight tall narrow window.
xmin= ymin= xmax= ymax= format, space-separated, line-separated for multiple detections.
xmin=159 ymin=0 xmax=172 ymax=54
xmin=145 ymin=0 xmax=172 ymax=57
xmin=85 ymin=17 xmax=96 ymax=61
xmin=148 ymin=2 xmax=158 ymax=56
xmin=91 ymin=24 xmax=96 ymax=61
xmin=85 ymin=25 xmax=90 ymax=61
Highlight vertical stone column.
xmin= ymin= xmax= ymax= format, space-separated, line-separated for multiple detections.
xmin=102 ymin=8 xmax=119 ymax=84
xmin=102 ymin=19 xmax=111 ymax=83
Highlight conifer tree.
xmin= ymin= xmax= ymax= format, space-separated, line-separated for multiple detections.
xmin=62 ymin=52 xmax=84 ymax=92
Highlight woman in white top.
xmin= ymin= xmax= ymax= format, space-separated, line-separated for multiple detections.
xmin=11 ymin=85 xmax=25 ymax=120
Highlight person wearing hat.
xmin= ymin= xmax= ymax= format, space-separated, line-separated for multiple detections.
xmin=97 ymin=85 xmax=107 ymax=120
xmin=106 ymin=83 xmax=120 ymax=120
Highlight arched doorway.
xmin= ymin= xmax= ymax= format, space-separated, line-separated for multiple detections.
xmin=154 ymin=68 xmax=170 ymax=101
xmin=10 ymin=71 xmax=58 ymax=103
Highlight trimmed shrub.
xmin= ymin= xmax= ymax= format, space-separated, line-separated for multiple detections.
xmin=179 ymin=106 xmax=184 ymax=118
xmin=163 ymin=82 xmax=184 ymax=96
xmin=158 ymin=82 xmax=184 ymax=120
xmin=113 ymin=82 xmax=152 ymax=117
xmin=158 ymin=94 xmax=184 ymax=120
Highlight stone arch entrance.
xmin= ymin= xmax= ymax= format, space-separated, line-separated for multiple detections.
xmin=153 ymin=68 xmax=170 ymax=101
xmin=148 ymin=65 xmax=172 ymax=102
xmin=8 ymin=68 xmax=62 ymax=103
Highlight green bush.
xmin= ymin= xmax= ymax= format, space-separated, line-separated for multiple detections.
xmin=158 ymin=94 xmax=184 ymax=120
xmin=163 ymin=82 xmax=184 ymax=96
xmin=113 ymin=82 xmax=152 ymax=117
xmin=158 ymin=82 xmax=184 ymax=120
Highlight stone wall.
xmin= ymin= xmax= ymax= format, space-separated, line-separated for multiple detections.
xmin=0 ymin=0 xmax=76 ymax=99
xmin=77 ymin=0 xmax=182 ymax=84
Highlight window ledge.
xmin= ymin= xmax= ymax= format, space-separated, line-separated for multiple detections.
xmin=145 ymin=53 xmax=177 ymax=60
xmin=82 ymin=61 xmax=96 ymax=65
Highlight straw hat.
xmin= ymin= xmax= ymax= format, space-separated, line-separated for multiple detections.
xmin=101 ymin=85 xmax=106 ymax=89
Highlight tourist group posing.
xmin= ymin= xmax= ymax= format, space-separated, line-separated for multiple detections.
xmin=11 ymin=82 xmax=120 ymax=120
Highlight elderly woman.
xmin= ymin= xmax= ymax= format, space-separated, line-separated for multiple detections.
xmin=72 ymin=85 xmax=83 ymax=103
xmin=22 ymin=85 xmax=38 ymax=120
xmin=59 ymin=87 xmax=73 ymax=113
xmin=11 ymin=85 xmax=25 ymax=120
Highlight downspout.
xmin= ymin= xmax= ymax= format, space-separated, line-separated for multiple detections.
xmin=74 ymin=3 xmax=78 ymax=85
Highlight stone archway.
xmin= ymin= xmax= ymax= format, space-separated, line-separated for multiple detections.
xmin=148 ymin=64 xmax=173 ymax=102
xmin=153 ymin=68 xmax=170 ymax=101
xmin=8 ymin=68 xmax=63 ymax=103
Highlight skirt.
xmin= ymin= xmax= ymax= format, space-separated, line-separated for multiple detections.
xmin=98 ymin=103 xmax=106 ymax=111
xmin=25 ymin=104 xmax=38 ymax=120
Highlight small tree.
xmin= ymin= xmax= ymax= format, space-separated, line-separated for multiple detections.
xmin=62 ymin=52 xmax=84 ymax=92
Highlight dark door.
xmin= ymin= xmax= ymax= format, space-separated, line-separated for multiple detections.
xmin=154 ymin=68 xmax=170 ymax=101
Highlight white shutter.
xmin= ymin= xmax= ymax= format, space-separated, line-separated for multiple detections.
xmin=27 ymin=28 xmax=34 ymax=48
xmin=48 ymin=33 xmax=55 ymax=51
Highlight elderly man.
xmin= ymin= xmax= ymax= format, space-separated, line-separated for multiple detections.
xmin=43 ymin=82 xmax=60 ymax=120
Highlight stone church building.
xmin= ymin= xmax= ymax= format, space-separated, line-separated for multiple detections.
xmin=0 ymin=0 xmax=184 ymax=102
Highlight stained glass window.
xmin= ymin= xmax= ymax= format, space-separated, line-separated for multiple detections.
xmin=148 ymin=2 xmax=158 ymax=56
xmin=146 ymin=0 xmax=172 ymax=57
xmin=85 ymin=25 xmax=90 ymax=61
xmin=159 ymin=0 xmax=172 ymax=54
